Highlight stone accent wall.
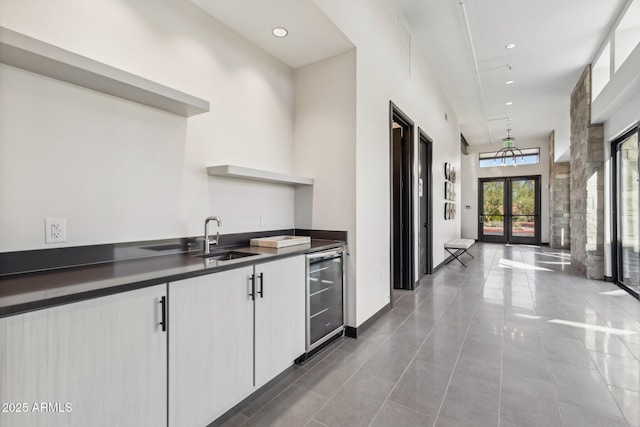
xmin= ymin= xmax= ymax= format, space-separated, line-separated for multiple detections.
xmin=549 ymin=131 xmax=571 ymax=249
xmin=570 ymin=65 xmax=605 ymax=279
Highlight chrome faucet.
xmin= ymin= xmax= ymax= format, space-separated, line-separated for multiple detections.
xmin=203 ymin=216 xmax=221 ymax=254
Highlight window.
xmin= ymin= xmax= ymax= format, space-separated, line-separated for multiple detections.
xmin=479 ymin=148 xmax=540 ymax=168
xmin=613 ymin=125 xmax=639 ymax=297
xmin=615 ymin=0 xmax=640 ymax=72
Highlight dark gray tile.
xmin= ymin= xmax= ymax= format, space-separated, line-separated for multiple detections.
xmin=583 ymin=332 xmax=636 ymax=358
xmin=504 ymin=318 xmax=542 ymax=336
xmin=313 ymin=371 xmax=395 ymax=427
xmin=609 ymin=385 xmax=640 ymax=427
xmin=360 ymin=340 xmax=417 ymax=383
xmin=391 ymin=297 xmax=425 ymax=316
xmin=337 ymin=331 xmax=386 ymax=356
xmin=590 ymin=351 xmax=640 ymax=392
xmin=559 ymin=401 xmax=628 ymax=427
xmin=414 ymin=331 xmax=464 ymax=369
xmin=435 ymin=384 xmax=499 ymax=427
xmin=243 ymin=384 xmax=327 ymax=427
xmin=542 ymin=333 xmax=597 ymax=368
xmin=449 ymin=352 xmax=501 ymax=398
xmin=297 ymin=349 xmax=368 ymax=398
xmin=367 ymin=310 xmax=411 ymax=335
xmin=388 ymin=359 xmax=451 ymax=417
xmin=218 ymin=411 xmax=249 ymax=427
xmin=470 ymin=314 xmax=504 ymax=331
xmin=538 ymin=320 xmax=585 ymax=341
xmin=549 ymin=361 xmax=623 ymax=419
xmin=370 ymin=401 xmax=435 ymax=427
xmin=502 ymin=344 xmax=552 ymax=382
xmin=402 ymin=312 xmax=438 ymax=331
xmin=624 ymin=341 xmax=640 ymax=360
xmin=502 ymin=329 xmax=545 ymax=350
xmin=390 ymin=321 xmax=434 ymax=348
xmin=299 ymin=338 xmax=345 ymax=371
xmin=500 ymin=373 xmax=562 ymax=427
xmin=240 ymin=366 xmax=308 ymax=417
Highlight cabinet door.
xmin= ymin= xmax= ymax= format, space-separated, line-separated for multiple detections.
xmin=254 ymin=256 xmax=306 ymax=387
xmin=0 ymin=284 xmax=167 ymax=427
xmin=168 ymin=267 xmax=254 ymax=427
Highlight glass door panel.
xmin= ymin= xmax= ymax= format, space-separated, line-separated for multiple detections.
xmin=480 ymin=180 xmax=506 ymax=242
xmin=617 ymin=131 xmax=639 ymax=295
xmin=510 ymin=178 xmax=539 ymax=244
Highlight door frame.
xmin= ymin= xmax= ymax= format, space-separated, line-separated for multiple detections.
xmin=418 ymin=128 xmax=433 ymax=280
xmin=478 ymin=175 xmax=541 ymax=245
xmin=478 ymin=178 xmax=508 ymax=243
xmin=611 ymin=124 xmax=640 ymax=298
xmin=389 ymin=101 xmax=415 ymax=294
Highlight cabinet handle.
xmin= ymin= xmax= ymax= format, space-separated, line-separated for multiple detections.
xmin=249 ymin=274 xmax=255 ymax=301
xmin=159 ymin=296 xmax=167 ymax=332
xmin=258 ymin=272 xmax=264 ymax=298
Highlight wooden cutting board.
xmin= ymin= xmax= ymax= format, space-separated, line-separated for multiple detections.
xmin=249 ymin=235 xmax=311 ymax=248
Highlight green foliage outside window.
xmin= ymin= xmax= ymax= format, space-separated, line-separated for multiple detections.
xmin=483 ymin=180 xmax=535 ymax=230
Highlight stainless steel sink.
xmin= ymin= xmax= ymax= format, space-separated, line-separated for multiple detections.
xmin=194 ymin=250 xmax=257 ymax=261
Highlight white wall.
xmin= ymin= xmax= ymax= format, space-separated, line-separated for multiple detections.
xmin=292 ymin=49 xmax=357 ymax=325
xmin=590 ymin=17 xmax=640 ymax=278
xmin=0 ymin=0 xmax=296 ymax=252
xmin=460 ymin=137 xmax=550 ymax=243
xmin=2 ymin=0 xmax=463 ymax=331
xmin=316 ymin=0 xmax=461 ymax=326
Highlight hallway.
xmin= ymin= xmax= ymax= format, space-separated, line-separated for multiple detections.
xmin=222 ymin=243 xmax=640 ymax=427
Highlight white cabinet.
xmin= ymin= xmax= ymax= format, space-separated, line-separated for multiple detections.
xmin=0 ymin=284 xmax=167 ymax=427
xmin=168 ymin=255 xmax=305 ymax=427
xmin=254 ymin=256 xmax=306 ymax=387
xmin=168 ymin=267 xmax=254 ymax=427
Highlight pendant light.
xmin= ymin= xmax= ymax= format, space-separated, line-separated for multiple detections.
xmin=493 ymin=129 xmax=523 ymax=166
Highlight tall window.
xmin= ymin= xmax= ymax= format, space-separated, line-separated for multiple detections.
xmin=614 ymin=126 xmax=640 ymax=297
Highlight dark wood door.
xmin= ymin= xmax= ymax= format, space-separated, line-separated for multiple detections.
xmin=418 ymin=136 xmax=432 ymax=276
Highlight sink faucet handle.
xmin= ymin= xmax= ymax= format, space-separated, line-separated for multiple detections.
xmin=204 ymin=216 xmax=222 ymax=254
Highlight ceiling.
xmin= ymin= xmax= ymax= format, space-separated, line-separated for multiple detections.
xmin=397 ymin=0 xmax=626 ymax=154
xmin=191 ymin=0 xmax=627 ymax=157
xmin=190 ymin=0 xmax=353 ymax=69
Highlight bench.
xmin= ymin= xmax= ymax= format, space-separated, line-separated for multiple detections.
xmin=444 ymin=238 xmax=475 ymax=267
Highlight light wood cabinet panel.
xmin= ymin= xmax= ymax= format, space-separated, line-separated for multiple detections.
xmin=168 ymin=267 xmax=254 ymax=427
xmin=254 ymin=256 xmax=306 ymax=387
xmin=0 ymin=284 xmax=167 ymax=427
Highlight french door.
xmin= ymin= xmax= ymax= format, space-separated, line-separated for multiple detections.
xmin=613 ymin=126 xmax=639 ymax=297
xmin=478 ymin=176 xmax=541 ymax=245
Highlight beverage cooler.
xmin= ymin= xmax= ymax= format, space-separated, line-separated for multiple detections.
xmin=301 ymin=247 xmax=345 ymax=360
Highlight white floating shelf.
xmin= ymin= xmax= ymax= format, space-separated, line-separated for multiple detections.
xmin=0 ymin=26 xmax=210 ymax=117
xmin=207 ymin=165 xmax=314 ymax=186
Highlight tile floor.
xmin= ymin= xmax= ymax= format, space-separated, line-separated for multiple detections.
xmin=221 ymin=243 xmax=640 ymax=427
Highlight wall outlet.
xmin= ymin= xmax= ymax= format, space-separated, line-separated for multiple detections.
xmin=45 ymin=218 xmax=67 ymax=243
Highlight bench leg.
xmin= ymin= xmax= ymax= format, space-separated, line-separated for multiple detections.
xmin=445 ymin=248 xmax=467 ymax=267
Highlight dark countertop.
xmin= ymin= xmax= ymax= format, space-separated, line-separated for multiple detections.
xmin=0 ymin=239 xmax=345 ymax=318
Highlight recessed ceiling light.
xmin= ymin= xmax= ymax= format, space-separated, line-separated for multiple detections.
xmin=505 ymin=43 xmax=516 ymax=49
xmin=272 ymin=27 xmax=288 ymax=38
xmin=506 ymin=101 xmax=513 ymax=106
xmin=505 ymin=80 xmax=515 ymax=85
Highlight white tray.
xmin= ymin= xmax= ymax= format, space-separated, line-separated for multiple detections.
xmin=250 ymin=235 xmax=311 ymax=248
